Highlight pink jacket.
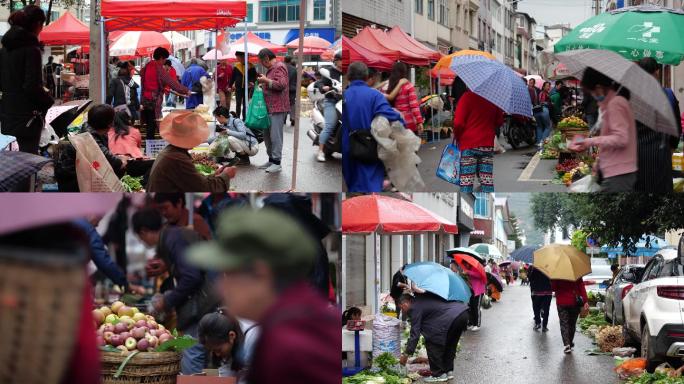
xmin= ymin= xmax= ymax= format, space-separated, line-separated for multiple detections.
xmin=586 ymin=91 xmax=637 ymax=178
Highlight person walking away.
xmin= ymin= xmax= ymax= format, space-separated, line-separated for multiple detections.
xmin=217 ymin=60 xmax=233 ymax=110
xmin=342 ymin=62 xmax=403 ymax=192
xmin=453 ymin=90 xmax=504 ymax=193
xmin=44 ymin=55 xmax=61 ymax=97
xmin=532 ymin=80 xmax=552 ymax=148
xmin=398 ymin=293 xmax=469 ymax=382
xmin=634 ymin=58 xmax=680 ymax=193
xmin=186 ymin=208 xmax=340 ymax=383
xmin=528 ymin=265 xmax=552 ymax=332
xmin=153 ymin=192 xmax=212 ymax=240
xmin=198 ymin=310 xmax=259 ymax=383
xmin=108 ymin=111 xmax=143 ymax=159
xmin=230 ymin=51 xmax=258 ymax=120
xmin=107 ymin=64 xmax=140 ymax=121
xmin=213 ymin=106 xmax=259 ymax=166
xmin=284 ymin=56 xmax=298 ymax=126
xmin=550 ymin=81 xmax=564 ymax=125
xmin=255 ymin=48 xmax=289 ymax=174
xmin=315 ymin=52 xmax=344 ymax=161
xmin=132 ymin=208 xmax=220 ymax=374
xmin=384 ymin=62 xmax=424 ymax=137
xmin=0 ymin=5 xmax=54 ymax=155
xmin=569 ymin=67 xmax=637 ymax=192
xmin=182 ymin=58 xmax=209 ymax=109
xmin=390 ymin=266 xmax=408 ymax=319
xmin=551 ymin=278 xmax=589 ymax=354
xmin=140 ymin=47 xmax=190 ymax=140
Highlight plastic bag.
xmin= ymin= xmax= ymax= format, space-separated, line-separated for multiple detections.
xmin=614 ymin=358 xmax=647 ymax=380
xmin=569 ymin=175 xmax=601 ymax=193
xmin=481 ymin=295 xmax=492 ymax=309
xmin=209 ymin=134 xmax=231 ymax=158
xmin=245 ymin=85 xmax=271 ymax=130
xmin=372 ymin=313 xmax=402 ymax=360
xmin=371 ymin=116 xmax=425 ymax=191
xmin=612 ymin=347 xmax=637 ymax=357
xmin=436 ymin=140 xmax=460 ymax=186
xmin=69 ymin=132 xmax=125 ymax=192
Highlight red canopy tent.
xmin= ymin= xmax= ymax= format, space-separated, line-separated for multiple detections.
xmin=230 ymin=31 xmax=287 ymax=53
xmin=387 ymin=26 xmax=442 ymax=62
xmin=39 ymin=12 xmax=89 ymax=46
xmin=352 ymin=27 xmax=428 ymax=66
xmin=100 ymin=0 xmax=247 ymax=31
xmin=341 ymin=36 xmax=394 ymax=71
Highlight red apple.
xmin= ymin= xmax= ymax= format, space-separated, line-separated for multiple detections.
xmin=104 ymin=324 xmax=115 ymax=333
xmin=110 ymin=334 xmax=123 ymax=347
xmin=158 ymin=333 xmax=171 ymax=344
xmin=147 ymin=320 xmax=158 ymax=329
xmin=103 ymin=331 xmax=114 ymax=343
xmin=120 ymin=331 xmax=131 ymax=341
xmin=114 ymin=322 xmax=128 ymax=334
xmin=125 ymin=337 xmax=137 ymax=351
xmin=92 ymin=309 xmax=105 ymax=325
xmin=135 ymin=320 xmax=147 ymax=328
xmin=149 ymin=329 xmax=159 ymax=337
xmin=136 ymin=338 xmax=150 ymax=351
xmin=131 ymin=327 xmax=146 ymax=340
xmin=146 ymin=335 xmax=159 ymax=348
xmin=117 ymin=305 xmax=135 ymax=318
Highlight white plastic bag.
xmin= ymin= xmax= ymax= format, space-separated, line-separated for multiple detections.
xmin=69 ymin=132 xmax=125 ymax=192
xmin=569 ymin=175 xmax=601 ymax=193
xmin=371 ymin=116 xmax=425 ymax=191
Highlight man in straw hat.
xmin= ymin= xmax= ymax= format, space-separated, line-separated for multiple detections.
xmin=187 ymin=208 xmax=339 ymax=383
xmin=147 ymin=111 xmax=236 ymax=192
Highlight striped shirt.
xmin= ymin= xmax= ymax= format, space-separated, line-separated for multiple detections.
xmin=393 ymin=82 xmax=423 ymax=132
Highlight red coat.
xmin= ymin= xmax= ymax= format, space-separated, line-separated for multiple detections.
xmin=551 ymin=279 xmax=589 ymax=307
xmin=453 ymin=91 xmax=504 ymax=151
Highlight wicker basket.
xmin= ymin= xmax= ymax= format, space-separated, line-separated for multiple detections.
xmin=0 ymin=247 xmax=86 ymax=384
xmin=101 ymin=351 xmax=181 ymax=384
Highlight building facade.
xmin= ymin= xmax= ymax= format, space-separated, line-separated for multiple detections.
xmin=412 ymin=0 xmax=454 ymax=53
xmin=450 ymin=0 xmax=480 ymax=51
xmin=493 ymin=197 xmax=514 ymax=256
xmin=514 ymin=11 xmax=537 ymax=75
xmin=341 ymin=0 xmax=410 ymax=37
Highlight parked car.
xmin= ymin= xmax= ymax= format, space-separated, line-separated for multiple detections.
xmin=583 ymin=257 xmax=613 ymax=293
xmin=622 ymin=249 xmax=684 ymax=372
xmin=604 ymin=264 xmax=645 ymax=325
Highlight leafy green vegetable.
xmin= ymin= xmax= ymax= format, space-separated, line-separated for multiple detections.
xmin=99 ymin=345 xmax=120 ymax=353
xmin=121 ymin=175 xmax=144 ymax=192
xmin=342 ymin=371 xmax=410 ymax=384
xmin=627 ymin=371 xmax=684 ymax=384
xmin=194 ymin=163 xmax=215 ymax=176
xmin=154 ymin=334 xmax=197 ymax=352
xmin=374 ymin=352 xmax=398 ymax=373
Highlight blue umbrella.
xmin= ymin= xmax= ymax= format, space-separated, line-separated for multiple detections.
xmin=450 ymin=55 xmax=533 ymax=117
xmin=510 ymin=245 xmax=539 ymax=264
xmin=403 ymin=261 xmax=471 ymax=303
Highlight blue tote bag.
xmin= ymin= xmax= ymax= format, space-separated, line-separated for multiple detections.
xmin=436 ymin=140 xmax=461 ymax=185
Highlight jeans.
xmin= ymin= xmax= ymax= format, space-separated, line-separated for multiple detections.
xmin=166 ymin=93 xmax=176 ymax=107
xmin=265 ymin=112 xmax=287 ymax=165
xmin=180 ymin=322 xmax=206 ymax=375
xmin=534 ymin=106 xmax=552 ymax=145
xmin=320 ymin=98 xmax=337 ymax=146
xmin=532 ymin=294 xmax=552 ymax=328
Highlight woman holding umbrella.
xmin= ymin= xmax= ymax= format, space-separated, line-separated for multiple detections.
xmin=449 ymin=256 xmax=486 ymax=331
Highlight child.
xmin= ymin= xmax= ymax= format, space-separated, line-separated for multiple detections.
xmin=212 ymin=106 xmax=260 ymax=166
xmin=341 ymin=307 xmax=362 ymax=327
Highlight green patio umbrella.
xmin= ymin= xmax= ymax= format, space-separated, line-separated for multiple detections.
xmin=554 ymin=5 xmax=684 ymax=65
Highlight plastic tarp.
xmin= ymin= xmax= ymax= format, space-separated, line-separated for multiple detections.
xmin=342 ymin=194 xmax=458 ymax=234
xmin=352 ymin=27 xmax=428 ymax=66
xmin=342 ymin=36 xmax=394 ymax=71
xmin=387 ymin=26 xmax=442 ymax=62
xmin=101 ymin=0 xmax=246 ymax=31
xmin=39 ymin=12 xmax=89 ymax=46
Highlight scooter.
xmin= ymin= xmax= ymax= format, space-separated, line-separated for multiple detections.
xmin=500 ymin=114 xmax=536 ymax=149
xmin=307 ymin=68 xmax=342 ymax=157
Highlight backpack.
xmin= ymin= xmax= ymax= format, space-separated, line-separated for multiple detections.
xmin=224 ymin=117 xmax=264 ymax=146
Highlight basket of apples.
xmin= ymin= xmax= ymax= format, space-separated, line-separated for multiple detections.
xmin=94 ymin=301 xmax=196 ymax=384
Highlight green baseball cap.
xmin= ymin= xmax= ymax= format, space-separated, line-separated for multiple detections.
xmin=187 ymin=207 xmax=318 ymax=274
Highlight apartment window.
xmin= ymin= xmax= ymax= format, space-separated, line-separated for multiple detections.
xmin=497 ymin=33 xmax=502 ymax=53
xmin=260 ymin=0 xmax=300 ymax=23
xmin=246 ymin=4 xmax=254 ymax=22
xmin=428 ymin=0 xmax=435 ymax=20
xmin=415 ymin=0 xmax=423 ymax=15
xmin=474 ymin=193 xmax=490 ymax=218
xmin=313 ymin=0 xmax=326 ymax=20
xmin=438 ymin=0 xmax=447 ymax=26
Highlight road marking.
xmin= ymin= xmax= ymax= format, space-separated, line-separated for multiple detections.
xmin=518 ymin=152 xmax=542 ymax=181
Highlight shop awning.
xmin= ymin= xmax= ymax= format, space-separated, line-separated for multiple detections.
xmin=342 ymin=194 xmax=458 ymax=234
xmin=39 ymin=12 xmax=89 ymax=46
xmin=100 ymin=0 xmax=247 ymax=31
xmin=342 ymin=36 xmax=394 ymax=71
xmin=387 ymin=26 xmax=442 ymax=62
xmin=352 ymin=27 xmax=428 ymax=66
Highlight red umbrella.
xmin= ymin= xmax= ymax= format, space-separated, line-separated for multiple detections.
xmin=109 ymin=31 xmax=171 ymax=57
xmin=342 ymin=195 xmax=458 ymax=234
xmin=450 ymin=253 xmax=487 ymax=282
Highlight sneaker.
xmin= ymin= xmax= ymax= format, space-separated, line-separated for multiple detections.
xmin=257 ymin=161 xmax=272 ymax=169
xmin=317 ymin=150 xmax=326 ymax=162
xmin=563 ymin=345 xmax=572 ymax=354
xmin=470 ymin=326 xmax=480 ymax=332
xmin=265 ymin=163 xmax=282 ymax=173
xmin=542 ymin=327 xmax=549 ymax=332
xmin=447 ymin=371 xmax=454 ymax=380
xmin=467 ymin=325 xmax=474 ymax=331
xmin=331 ymin=152 xmax=343 ymax=160
xmin=533 ymin=323 xmax=541 ymax=331
xmin=236 ymin=155 xmax=251 ymax=166
xmin=424 ymin=374 xmax=448 ymax=383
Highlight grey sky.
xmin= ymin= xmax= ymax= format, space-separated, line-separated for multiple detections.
xmin=516 ymin=0 xmax=598 ymax=28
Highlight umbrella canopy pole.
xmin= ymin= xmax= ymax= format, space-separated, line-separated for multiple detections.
xmin=100 ymin=16 xmax=106 ymax=103
xmin=341 ymin=234 xmax=347 ymax=311
xmin=374 ymin=232 xmax=381 ymax=314
xmin=185 ymin=193 xmax=194 ymax=227
xmin=291 ymin=0 xmax=306 ymax=191
xmin=244 ymin=21 xmax=249 ymax=115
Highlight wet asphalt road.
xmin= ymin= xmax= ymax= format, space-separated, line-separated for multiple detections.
xmin=444 ymin=283 xmax=619 ymax=384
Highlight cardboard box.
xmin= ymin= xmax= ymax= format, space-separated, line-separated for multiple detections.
xmin=673 ymin=153 xmax=683 ymax=171
xmin=176 ymin=375 xmax=236 ymax=384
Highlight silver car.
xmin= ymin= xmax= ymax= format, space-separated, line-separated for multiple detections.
xmin=605 ymin=264 xmax=645 ymax=325
xmin=583 ymin=257 xmax=614 ymax=293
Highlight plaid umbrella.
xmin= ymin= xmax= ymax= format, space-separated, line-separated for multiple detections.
xmin=450 ymin=55 xmax=533 ymax=117
xmin=556 ymin=49 xmax=679 ymax=136
xmin=0 ymin=152 xmax=52 ymax=192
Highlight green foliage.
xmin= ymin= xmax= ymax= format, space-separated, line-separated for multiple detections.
xmin=374 ymin=352 xmax=398 ymax=373
xmin=627 ymin=371 xmax=684 ymax=384
xmin=571 ymin=229 xmax=588 ymax=252
xmin=154 ymin=334 xmax=196 ymax=352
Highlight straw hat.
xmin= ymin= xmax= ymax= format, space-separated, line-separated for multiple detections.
xmin=159 ymin=111 xmax=209 ymax=149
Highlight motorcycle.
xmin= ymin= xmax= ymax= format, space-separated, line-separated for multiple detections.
xmin=500 ymin=114 xmax=536 ymax=150
xmin=306 ymin=68 xmax=342 ymax=158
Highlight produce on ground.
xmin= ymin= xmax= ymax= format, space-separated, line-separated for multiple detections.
xmin=596 ymin=325 xmax=624 ymax=352
xmin=616 ymin=358 xmax=647 ymax=380
xmin=626 ymin=371 xmax=684 ymax=383
xmin=541 ymin=131 xmax=563 ymax=159
xmin=93 ymin=301 xmax=176 ymax=352
xmin=344 ymin=352 xmax=411 ymax=384
xmin=121 ymin=175 xmax=144 ymax=192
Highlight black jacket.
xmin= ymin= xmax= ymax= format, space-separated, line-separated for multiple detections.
xmin=107 ymin=75 xmax=139 ymax=109
xmin=286 ymin=63 xmax=297 ymax=95
xmin=229 ymin=64 xmax=258 ymax=93
xmin=0 ymin=26 xmax=53 ymax=132
xmin=529 ymin=267 xmax=552 ymax=294
xmin=405 ymin=292 xmax=468 ymax=355
xmin=316 ymin=65 xmax=343 ymax=100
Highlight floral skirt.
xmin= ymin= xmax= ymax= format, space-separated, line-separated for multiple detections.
xmin=459 ymin=146 xmax=494 ymax=193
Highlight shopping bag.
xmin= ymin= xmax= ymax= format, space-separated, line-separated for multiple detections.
xmin=569 ymin=175 xmax=601 ymax=193
xmin=436 ymin=140 xmax=460 ymax=185
xmin=69 ymin=132 xmax=125 ymax=192
xmin=245 ymin=85 xmax=271 ymax=130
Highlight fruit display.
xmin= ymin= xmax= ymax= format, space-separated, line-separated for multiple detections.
xmin=541 ymin=131 xmax=563 ymax=159
xmin=93 ymin=301 xmax=174 ymax=353
xmin=191 ymin=153 xmax=219 ymax=176
xmin=560 ymin=161 xmax=591 ymax=186
xmin=556 ymin=159 xmax=581 ymax=175
xmin=558 ymin=116 xmax=589 ymax=129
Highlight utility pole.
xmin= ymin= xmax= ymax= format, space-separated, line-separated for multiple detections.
xmin=88 ymin=0 xmax=102 ymax=103
xmin=596 ymin=0 xmax=601 ymax=15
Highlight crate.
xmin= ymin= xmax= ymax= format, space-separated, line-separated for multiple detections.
xmin=145 ymin=139 xmax=168 ymax=158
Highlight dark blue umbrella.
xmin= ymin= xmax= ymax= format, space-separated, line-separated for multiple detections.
xmin=510 ymin=245 xmax=539 ymax=264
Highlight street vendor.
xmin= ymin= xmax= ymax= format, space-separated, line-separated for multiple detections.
xmin=398 ymin=293 xmax=469 ymax=383
xmin=147 ymin=111 xmax=237 ymax=192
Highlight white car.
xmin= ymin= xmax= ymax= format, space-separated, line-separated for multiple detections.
xmin=622 ymin=249 xmax=684 ymax=372
xmin=583 ymin=257 xmax=613 ymax=293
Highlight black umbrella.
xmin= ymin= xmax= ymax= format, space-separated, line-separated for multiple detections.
xmin=487 ymin=272 xmax=504 ymax=292
xmin=47 ymin=99 xmax=92 ymax=138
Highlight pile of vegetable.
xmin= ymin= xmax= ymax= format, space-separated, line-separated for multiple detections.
xmin=540 ymin=131 xmax=563 ymax=159
xmin=596 ymin=325 xmax=624 ymax=352
xmin=626 ymin=371 xmax=684 ymax=383
xmin=557 ymin=116 xmax=589 ymax=129
xmin=191 ymin=153 xmax=219 ymax=176
xmin=343 ymin=353 xmax=411 ymax=384
xmin=587 ymin=291 xmax=606 ymax=306
xmin=121 ymin=175 xmax=144 ymax=192
xmin=579 ymin=309 xmax=609 ymax=339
